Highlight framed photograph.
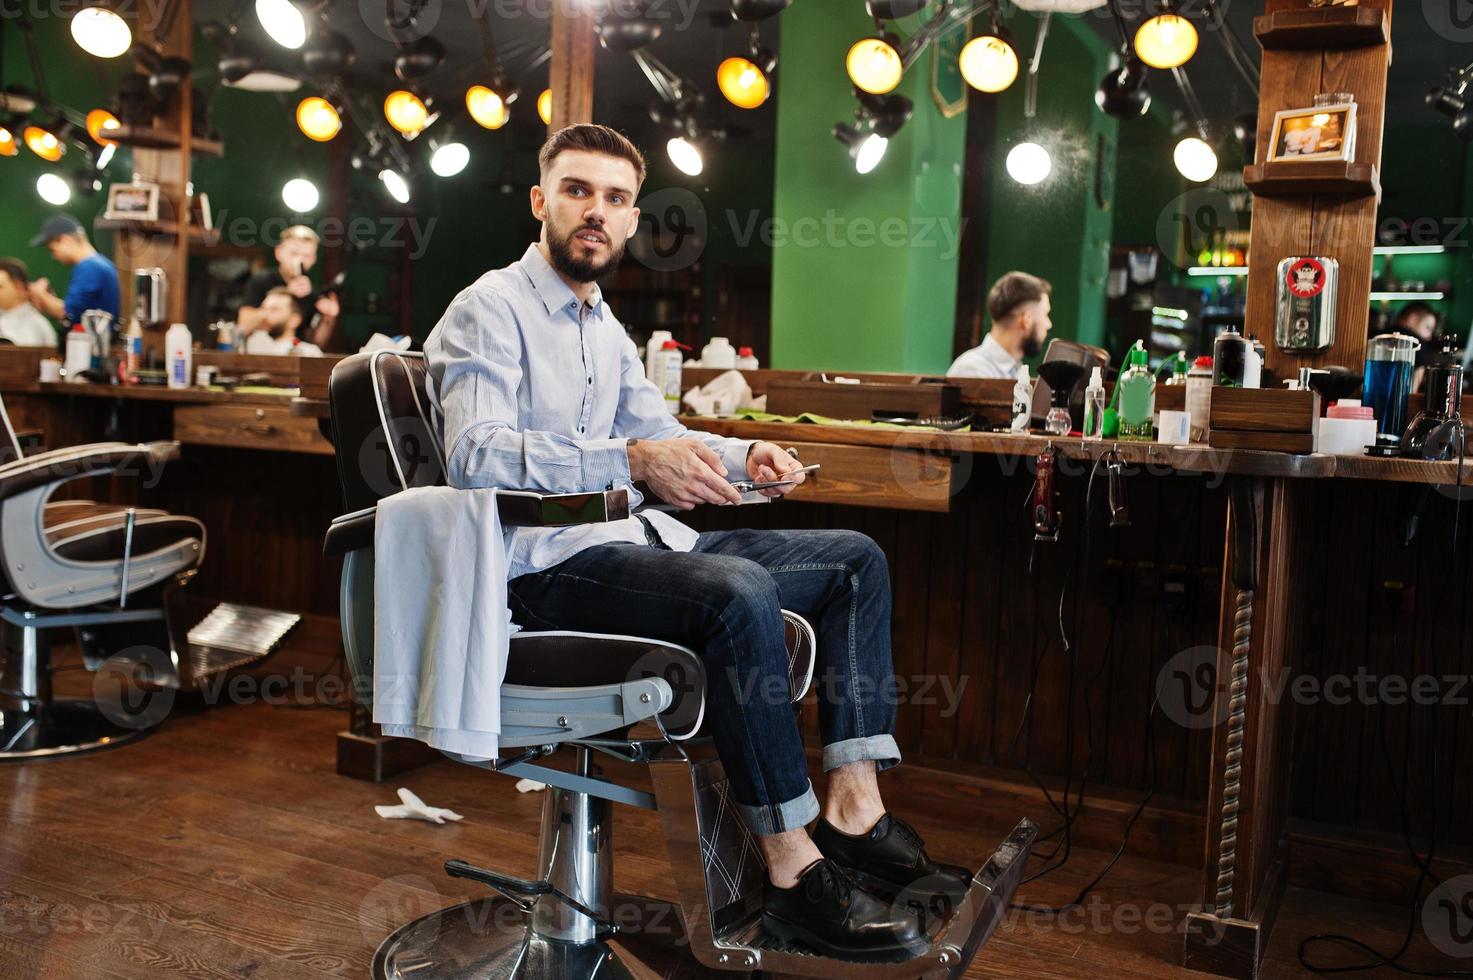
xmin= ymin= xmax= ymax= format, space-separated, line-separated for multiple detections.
xmin=1268 ymin=103 xmax=1357 ymax=163
xmin=103 ymin=181 xmax=161 ymax=222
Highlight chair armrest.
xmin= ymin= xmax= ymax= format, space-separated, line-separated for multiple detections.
xmin=323 ymin=488 xmax=631 ymax=557
xmin=0 ymin=441 xmax=179 ymax=502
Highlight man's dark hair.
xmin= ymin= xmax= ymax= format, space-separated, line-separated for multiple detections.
xmin=0 ymin=258 xmax=29 ymax=291
xmin=538 ymin=123 xmax=647 ymax=189
xmin=1394 ymin=301 xmax=1438 ymax=325
xmin=987 ymin=271 xmax=1052 ymax=324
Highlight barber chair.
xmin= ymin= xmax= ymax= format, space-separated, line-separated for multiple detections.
xmin=326 ymin=350 xmax=1036 ymax=979
xmin=0 ymin=399 xmax=205 ymax=759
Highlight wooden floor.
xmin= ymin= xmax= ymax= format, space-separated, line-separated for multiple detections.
xmin=2 ymin=664 xmax=1465 ymax=979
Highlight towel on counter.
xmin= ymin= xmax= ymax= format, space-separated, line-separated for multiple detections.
xmin=373 ymin=486 xmax=516 ymax=760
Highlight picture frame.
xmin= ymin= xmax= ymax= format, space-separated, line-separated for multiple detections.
xmin=103 ymin=181 xmax=161 ymax=222
xmin=1267 ymin=103 xmax=1357 ymax=163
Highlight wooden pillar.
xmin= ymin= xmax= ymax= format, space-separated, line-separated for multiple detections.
xmin=1241 ymin=0 xmax=1393 ymax=380
xmin=548 ymin=5 xmax=596 ymax=131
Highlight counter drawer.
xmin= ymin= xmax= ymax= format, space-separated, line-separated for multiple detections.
xmin=780 ymin=440 xmax=953 ymax=513
xmin=173 ymin=403 xmax=333 ymax=455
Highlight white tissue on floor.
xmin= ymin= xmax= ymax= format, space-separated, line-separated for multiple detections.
xmin=515 ymin=779 xmax=546 ymax=793
xmin=375 ymin=787 xmax=464 ymax=824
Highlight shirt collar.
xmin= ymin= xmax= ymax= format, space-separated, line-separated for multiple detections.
xmin=519 ymin=243 xmax=606 ymax=321
xmin=981 ymin=333 xmax=1020 ymax=374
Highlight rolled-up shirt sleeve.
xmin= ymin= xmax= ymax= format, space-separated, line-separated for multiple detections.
xmin=428 ymin=287 xmax=632 ymax=493
xmin=611 ymin=336 xmax=752 ymax=478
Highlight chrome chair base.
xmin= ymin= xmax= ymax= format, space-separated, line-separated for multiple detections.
xmin=371 ymin=896 xmax=709 ymax=980
xmin=0 ymin=699 xmax=153 ymax=760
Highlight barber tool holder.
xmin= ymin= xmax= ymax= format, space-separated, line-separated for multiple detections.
xmin=765 ymin=379 xmax=961 ymax=423
xmin=1208 ymin=388 xmax=1321 ymax=455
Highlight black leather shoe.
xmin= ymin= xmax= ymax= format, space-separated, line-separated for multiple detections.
xmin=812 ymin=813 xmax=973 ymax=919
xmin=762 ymin=858 xmax=927 ymax=961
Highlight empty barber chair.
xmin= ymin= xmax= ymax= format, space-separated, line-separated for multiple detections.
xmin=326 ymin=350 xmax=1036 ymax=979
xmin=0 ymin=399 xmax=204 ymax=759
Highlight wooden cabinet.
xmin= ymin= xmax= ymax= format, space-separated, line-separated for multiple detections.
xmin=173 ymin=403 xmax=333 ymax=455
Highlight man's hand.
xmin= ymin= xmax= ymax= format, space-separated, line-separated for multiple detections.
xmin=627 ymin=438 xmax=741 ymax=510
xmin=285 ymin=275 xmax=313 ymax=298
xmin=27 ymin=278 xmax=62 ymax=320
xmin=747 ymin=441 xmax=807 ymax=498
xmin=315 ymin=293 xmax=340 ymax=321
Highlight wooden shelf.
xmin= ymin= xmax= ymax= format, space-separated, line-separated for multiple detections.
xmin=106 ymin=124 xmax=223 ymax=157
xmin=94 ymin=216 xmax=220 ymax=246
xmin=1253 ymin=6 xmax=1389 ymax=50
xmin=1243 ymin=161 xmax=1379 ymax=199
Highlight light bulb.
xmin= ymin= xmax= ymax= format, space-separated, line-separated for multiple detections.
xmin=959 ymin=35 xmax=1018 ymax=93
xmin=537 ymin=88 xmax=553 ymax=125
xmin=717 ymin=56 xmax=770 ymax=109
xmin=466 ymin=86 xmax=508 ymax=129
xmin=384 ymin=90 xmax=428 ymax=136
xmin=282 ymin=177 xmax=319 ymax=212
xmin=296 ymin=96 xmax=342 ymax=141
xmin=379 ymin=168 xmax=410 ymax=204
xmin=1 ymin=125 xmax=18 ymax=157
xmin=24 ymin=126 xmax=63 ymax=162
xmin=855 ymin=133 xmax=887 ymax=174
xmin=96 ymin=143 xmax=116 ymax=169
xmin=1135 ymin=13 xmax=1198 ymax=70
xmin=1006 ymin=142 xmax=1052 ymax=185
xmin=846 ymin=37 xmax=902 ymax=96
xmin=1173 ymin=136 xmax=1218 ymax=182
xmin=37 ymin=172 xmax=71 ymax=205
xmin=430 ymin=141 xmax=469 ymax=177
xmin=85 ymin=108 xmax=120 ymax=145
xmin=71 ymin=7 xmax=132 ymax=59
xmin=255 ymin=0 xmax=307 ymax=49
xmin=667 ymin=136 xmax=703 ymax=176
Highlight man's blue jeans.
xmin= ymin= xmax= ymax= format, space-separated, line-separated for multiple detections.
xmin=506 ymin=527 xmax=901 ymax=836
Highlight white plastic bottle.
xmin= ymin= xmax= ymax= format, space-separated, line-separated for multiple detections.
xmin=1082 ymin=366 xmax=1106 ymax=440
xmin=645 ymin=330 xmax=673 ymax=381
xmin=1186 ymin=355 xmax=1213 ymax=442
xmin=64 ymin=324 xmax=92 ymax=381
xmin=659 ymin=340 xmax=683 ymax=415
xmin=166 ymin=322 xmax=193 ymax=389
xmin=701 ymin=336 xmax=736 ymax=369
xmin=735 ymin=346 xmax=759 ymax=371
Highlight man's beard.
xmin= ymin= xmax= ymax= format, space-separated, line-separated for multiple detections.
xmin=546 ymin=216 xmax=624 ymax=283
xmin=1021 ymin=328 xmax=1045 ymax=359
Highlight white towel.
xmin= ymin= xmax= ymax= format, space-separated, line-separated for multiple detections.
xmin=373 ymin=486 xmax=515 ymax=760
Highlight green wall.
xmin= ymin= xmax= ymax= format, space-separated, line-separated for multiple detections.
xmin=769 ymin=0 xmax=967 ymax=373
xmin=981 ymin=13 xmax=1118 ymax=351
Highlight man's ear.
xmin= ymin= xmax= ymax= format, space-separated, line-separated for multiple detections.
xmin=624 ymin=206 xmax=641 ymax=241
xmin=529 ymin=183 xmax=547 ymax=223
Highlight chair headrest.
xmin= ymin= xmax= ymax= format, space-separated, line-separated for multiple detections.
xmin=328 ymin=350 xmax=447 ymax=513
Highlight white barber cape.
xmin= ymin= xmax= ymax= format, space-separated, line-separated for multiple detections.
xmin=373 ymin=485 xmax=516 ymax=760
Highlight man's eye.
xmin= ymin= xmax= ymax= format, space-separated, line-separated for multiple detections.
xmin=609 ymin=196 xmax=624 ymax=205
xmin=569 ymin=186 xmax=586 ymax=196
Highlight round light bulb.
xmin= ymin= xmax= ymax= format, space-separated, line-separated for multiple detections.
xmin=854 ymin=133 xmax=887 ymax=175
xmin=537 ymin=88 xmax=553 ymax=126
xmin=255 ymin=0 xmax=307 ymax=49
xmin=466 ymin=86 xmax=508 ymax=129
xmin=1173 ymin=136 xmax=1218 ymax=182
xmin=37 ymin=172 xmax=71 ymax=205
xmin=431 ymin=141 xmax=470 ymax=177
xmin=24 ymin=126 xmax=63 ymax=162
xmin=1134 ymin=13 xmax=1198 ymax=70
xmin=282 ymin=177 xmax=319 ymax=212
xmin=667 ymin=136 xmax=703 ymax=177
xmin=846 ymin=37 xmax=902 ymax=96
xmin=85 ymin=108 xmax=120 ymax=146
xmin=71 ymin=7 xmax=132 ymax=59
xmin=296 ymin=96 xmax=342 ymax=142
xmin=1006 ymin=141 xmax=1052 ymax=185
xmin=379 ymin=169 xmax=410 ymax=204
xmin=959 ymin=34 xmax=1019 ymax=93
xmin=384 ymin=90 xmax=428 ymax=136
xmin=717 ymin=56 xmax=770 ymax=109
xmin=0 ymin=126 xmax=16 ymax=157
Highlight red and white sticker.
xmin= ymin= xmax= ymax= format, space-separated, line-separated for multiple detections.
xmin=1285 ymin=257 xmax=1327 ymax=299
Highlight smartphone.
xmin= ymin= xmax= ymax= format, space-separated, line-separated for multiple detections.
xmin=731 ymin=463 xmax=820 ymax=494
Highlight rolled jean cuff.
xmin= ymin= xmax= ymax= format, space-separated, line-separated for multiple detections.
xmin=822 ymin=734 xmax=902 ymax=774
xmin=736 ymin=782 xmax=820 ymax=837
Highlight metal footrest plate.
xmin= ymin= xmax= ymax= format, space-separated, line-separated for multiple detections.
xmin=186 ymin=603 xmax=301 ymax=679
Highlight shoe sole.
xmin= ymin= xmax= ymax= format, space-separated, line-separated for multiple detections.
xmin=761 ymin=912 xmax=927 ymax=962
